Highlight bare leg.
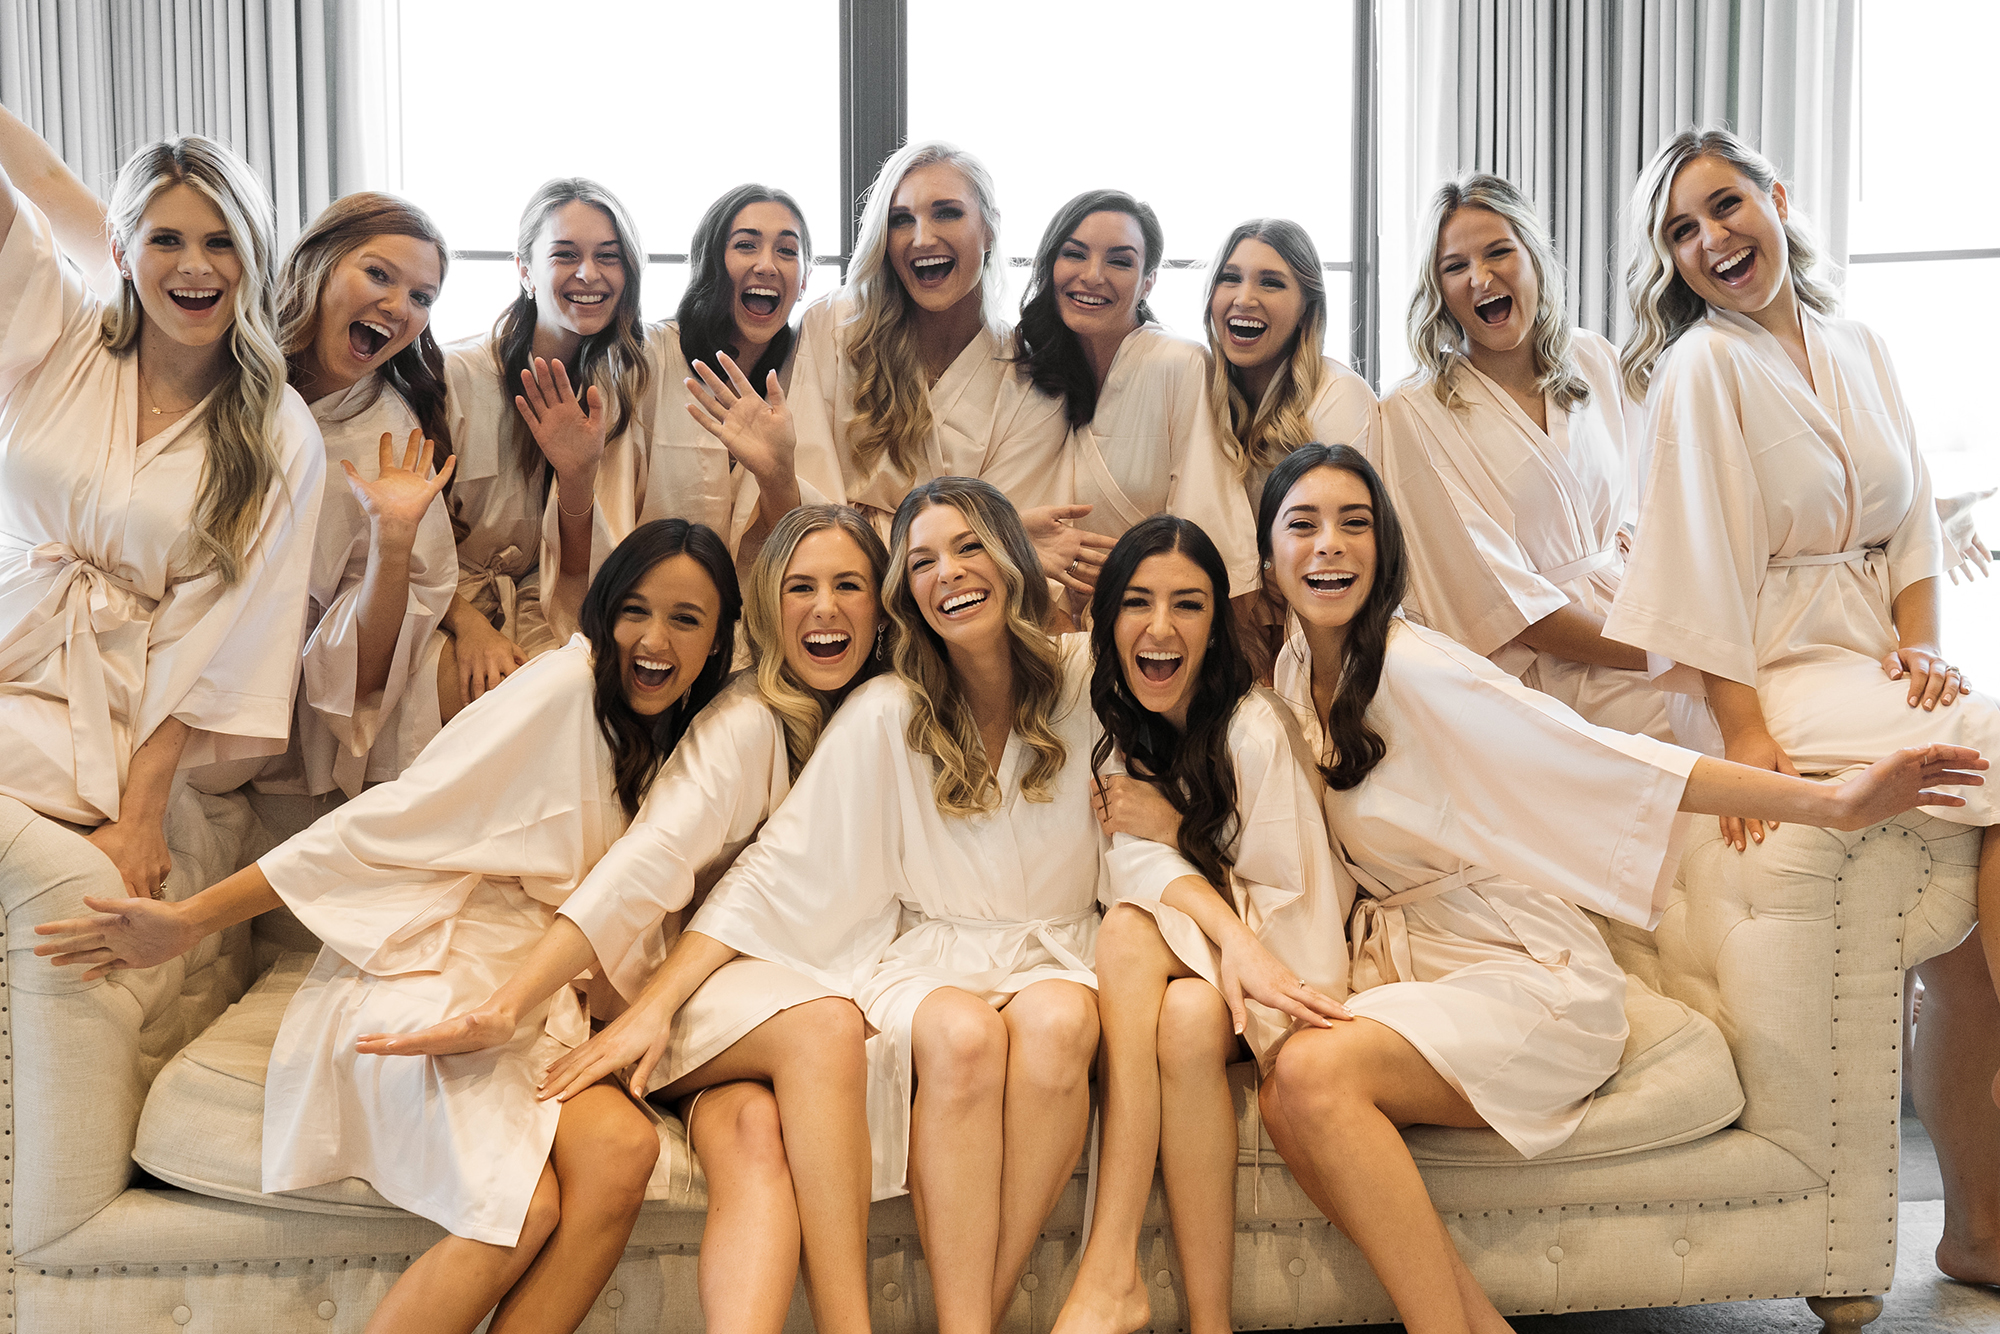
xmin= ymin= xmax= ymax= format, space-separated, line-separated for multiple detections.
xmin=992 ymin=980 xmax=1100 ymax=1324
xmin=1053 ymin=906 xmax=1196 ymax=1334
xmin=909 ymin=987 xmax=1010 ymax=1334
xmin=1980 ymin=827 xmax=2000 ymax=1112
xmin=1258 ymin=1018 xmax=1509 ymax=1334
xmin=363 ymin=1165 xmax=562 ymax=1334
xmin=685 ymin=1082 xmax=803 ymax=1334
xmin=660 ymin=998 xmax=874 ymax=1334
xmin=437 ymin=638 xmax=465 ymax=724
xmin=489 ymin=1083 xmax=659 ymax=1332
xmin=1155 ymin=979 xmax=1240 ymax=1334
xmin=1914 ymin=930 xmax=2000 ymax=1284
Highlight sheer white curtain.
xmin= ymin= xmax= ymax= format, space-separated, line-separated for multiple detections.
xmin=1378 ymin=0 xmax=1857 ymax=384
xmin=0 ymin=0 xmax=396 ymax=241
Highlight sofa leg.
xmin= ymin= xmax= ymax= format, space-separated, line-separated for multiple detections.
xmin=1805 ymin=1295 xmax=1884 ymax=1332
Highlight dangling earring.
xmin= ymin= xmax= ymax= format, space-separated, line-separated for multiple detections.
xmin=873 ymin=623 xmax=889 ymax=664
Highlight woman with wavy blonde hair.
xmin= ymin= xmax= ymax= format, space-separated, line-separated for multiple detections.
xmin=1378 ymin=172 xmax=1711 ymax=749
xmin=1606 ymin=128 xmax=2000 ymax=1283
xmin=0 ymin=108 xmax=322 ymax=907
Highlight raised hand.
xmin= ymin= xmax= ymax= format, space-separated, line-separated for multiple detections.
xmin=33 ymin=895 xmax=204 ymax=979
xmin=1830 ymin=743 xmax=1986 ymax=829
xmin=514 ymin=357 xmax=605 ymax=481
xmin=684 ymin=352 xmax=796 ymax=483
xmin=356 ymin=1003 xmax=520 ymax=1057
xmin=1215 ymin=922 xmax=1349 ymax=1037
xmin=342 ymin=429 xmax=456 ymax=549
xmin=1938 ymin=488 xmax=1995 ymax=585
xmin=1022 ymin=505 xmax=1116 ymax=596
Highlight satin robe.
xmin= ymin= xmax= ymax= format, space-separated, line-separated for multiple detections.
xmin=1606 ymin=309 xmax=1997 ymax=824
xmin=1240 ymin=354 xmax=1380 ymax=514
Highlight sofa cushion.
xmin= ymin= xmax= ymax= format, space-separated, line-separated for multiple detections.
xmin=135 ymin=952 xmax=706 ymax=1218
xmin=1234 ymin=975 xmax=1746 ymax=1165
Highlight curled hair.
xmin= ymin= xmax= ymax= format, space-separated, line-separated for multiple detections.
xmin=495 ymin=179 xmax=651 ymax=479
xmin=1258 ymin=444 xmax=1406 ymax=790
xmin=676 ymin=183 xmax=813 ymax=390
xmin=742 ymin=503 xmax=891 ymax=780
xmin=841 ymin=141 xmax=1006 ymax=478
xmin=103 ymin=136 xmax=287 ymax=586
xmin=1407 ymin=174 xmax=1590 ymax=413
xmin=1088 ymin=516 xmax=1251 ymax=890
xmin=1619 ymin=127 xmax=1839 ymax=399
xmin=1202 ymin=218 xmax=1330 ymax=473
xmin=578 ymin=519 xmax=742 ymax=817
xmin=276 ymin=192 xmax=454 ymax=484
xmin=884 ymin=477 xmax=1067 ymax=816
xmin=1016 ymin=189 xmax=1164 ymax=427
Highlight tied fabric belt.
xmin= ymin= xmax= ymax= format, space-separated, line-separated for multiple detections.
xmin=929 ymin=906 xmax=1098 ymax=975
xmin=458 ymin=544 xmax=525 ymax=631
xmin=1343 ymin=859 xmax=1500 ymax=987
xmin=0 ymin=540 xmax=157 ymax=820
xmin=1539 ymin=546 xmax=1618 ymax=586
xmin=1768 ymin=546 xmax=1880 ymax=569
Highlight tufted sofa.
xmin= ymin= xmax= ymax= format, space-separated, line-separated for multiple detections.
xmin=0 ymin=806 xmax=1976 ymax=1333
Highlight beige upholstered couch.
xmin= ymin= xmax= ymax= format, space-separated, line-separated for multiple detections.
xmin=1 ymin=805 xmax=1975 ymax=1333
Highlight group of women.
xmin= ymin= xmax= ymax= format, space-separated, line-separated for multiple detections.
xmin=6 ymin=99 xmax=1999 ymax=1334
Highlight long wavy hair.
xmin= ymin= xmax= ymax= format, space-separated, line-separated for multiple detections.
xmin=1407 ymin=174 xmax=1590 ymax=413
xmin=840 ymin=141 xmax=1006 ymax=478
xmin=884 ymin=477 xmax=1067 ymax=816
xmin=102 ymin=136 xmax=287 ymax=586
xmin=276 ymin=192 xmax=454 ymax=479
xmin=1016 ymin=189 xmax=1164 ymax=427
xmin=495 ymin=179 xmax=651 ymax=480
xmin=578 ymin=519 xmax=742 ymax=818
xmin=1619 ymin=128 xmax=1840 ymax=400
xmin=1259 ymin=443 xmax=1406 ymax=791
xmin=1203 ymin=218 xmax=1331 ymax=473
xmin=743 ymin=503 xmax=892 ymax=781
xmin=1088 ymin=516 xmax=1251 ymax=890
xmin=676 ymin=183 xmax=813 ymax=390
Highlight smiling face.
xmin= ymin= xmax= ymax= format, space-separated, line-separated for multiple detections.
xmin=1268 ymin=465 xmax=1378 ymax=642
xmin=613 ymin=553 xmax=723 ymax=716
xmin=1663 ymin=154 xmax=1793 ymax=316
xmin=905 ymin=502 xmax=1010 ymax=657
xmin=519 ymin=200 xmax=627 ymax=340
xmin=1209 ymin=236 xmax=1306 ymax=373
xmin=1053 ymin=210 xmax=1153 ymax=340
xmin=116 ymin=183 xmax=244 ymax=349
xmin=1113 ymin=548 xmax=1215 ymax=731
xmin=779 ymin=527 xmax=882 ymax=694
xmin=1436 ymin=205 xmax=1538 ymax=358
xmin=887 ymin=162 xmax=988 ymax=316
xmin=307 ymin=233 xmax=443 ymax=397
xmin=724 ymin=200 xmax=807 ymax=353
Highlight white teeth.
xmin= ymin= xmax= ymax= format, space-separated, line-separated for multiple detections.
xmin=803 ymin=632 xmax=849 ymax=644
xmin=912 ymin=256 xmax=951 ymax=269
xmin=1714 ymin=247 xmax=1752 ymax=276
xmin=359 ymin=320 xmax=392 ymax=338
xmin=1228 ymin=318 xmax=1266 ymax=333
xmin=1304 ymin=572 xmax=1356 ymax=590
xmin=1135 ymin=650 xmax=1182 ymax=661
xmin=170 ymin=288 xmax=220 ymax=297
xmin=941 ymin=590 xmax=988 ymax=613
xmin=1067 ymin=292 xmax=1109 ymax=306
xmin=746 ymin=287 xmax=780 ymax=297
xmin=1474 ymin=294 xmax=1506 ymax=309
xmin=635 ymin=657 xmax=671 ymax=671
xmin=568 ymin=292 xmax=608 ymax=304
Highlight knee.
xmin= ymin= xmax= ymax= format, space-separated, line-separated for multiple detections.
xmin=1158 ymin=979 xmax=1232 ymax=1077
xmin=700 ymin=1086 xmax=791 ymax=1181
xmin=589 ymin=1103 xmax=663 ymax=1204
xmin=920 ymin=1002 xmax=1009 ymax=1103
xmin=1092 ymin=904 xmax=1162 ymax=979
xmin=1007 ymin=987 xmax=1100 ymax=1087
xmin=1267 ymin=1030 xmax=1368 ymax=1120
xmin=791 ymin=997 xmax=867 ymax=1066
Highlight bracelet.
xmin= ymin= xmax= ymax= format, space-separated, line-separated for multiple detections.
xmin=556 ymin=488 xmax=594 ymax=518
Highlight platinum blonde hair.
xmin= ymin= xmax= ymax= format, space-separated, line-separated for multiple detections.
xmin=1619 ymin=127 xmax=1839 ymax=400
xmin=103 ymin=136 xmax=288 ymax=586
xmin=1202 ymin=218 xmax=1330 ymax=474
xmin=1407 ymin=173 xmax=1590 ymax=413
xmin=840 ymin=141 xmax=1005 ymax=478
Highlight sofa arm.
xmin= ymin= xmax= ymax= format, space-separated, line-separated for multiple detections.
xmin=1615 ymin=810 xmax=1979 ymax=1296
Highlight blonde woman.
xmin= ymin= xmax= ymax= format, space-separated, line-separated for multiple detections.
xmin=1204 ymin=217 xmax=1376 ymax=505
xmin=0 ymin=110 xmax=322 ymax=905
xmin=1607 ymin=127 xmax=2000 ymax=1282
xmin=368 ymin=504 xmax=892 ymax=1334
xmin=788 ymin=141 xmax=1107 ymax=596
xmin=1379 ymin=174 xmax=1712 ymax=749
xmin=439 ymin=178 xmax=652 ymax=711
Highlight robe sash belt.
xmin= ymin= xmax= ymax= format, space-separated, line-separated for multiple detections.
xmin=0 ymin=538 xmax=157 ymax=820
xmin=1768 ymin=546 xmax=1879 ymax=568
xmin=1343 ymin=861 xmax=1502 ymax=988
xmin=928 ymin=906 xmax=1098 ymax=975
xmin=459 ymin=544 xmax=524 ymax=631
xmin=1539 ymin=547 xmax=1617 ymax=586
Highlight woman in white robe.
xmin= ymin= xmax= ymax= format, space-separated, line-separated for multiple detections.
xmin=1608 ymin=128 xmax=2000 ymax=1283
xmin=1382 ymin=174 xmax=1711 ymax=750
xmin=37 ymin=519 xmax=746 ymax=1334
xmin=1253 ymin=443 xmax=1982 ymax=1333
xmin=0 ymin=113 xmax=322 ymax=905
xmin=1014 ymin=190 xmax=1261 ymax=607
xmin=1052 ymin=515 xmax=1351 ymax=1334
xmin=437 ymin=179 xmax=653 ymax=713
xmin=364 ymin=503 xmax=891 ymax=1334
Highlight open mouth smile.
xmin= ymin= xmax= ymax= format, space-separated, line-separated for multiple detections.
xmin=741 ymin=286 xmax=782 ymax=318
xmin=348 ymin=320 xmax=393 ymax=359
xmin=1473 ymin=294 xmax=1513 ymax=326
xmin=1710 ymin=246 xmax=1755 ymax=286
xmin=938 ymin=589 xmax=989 ymax=618
xmin=1302 ymin=571 xmax=1358 ymax=597
xmin=1226 ymin=317 xmax=1267 ymax=346
xmin=1064 ymin=290 xmax=1111 ymax=311
xmin=1135 ymin=648 xmax=1183 ymax=684
xmin=910 ymin=255 xmax=956 ymax=288
xmin=170 ymin=288 xmax=222 ymax=312
xmin=631 ymin=656 xmax=676 ymax=691
xmin=803 ymin=630 xmax=851 ymax=660
xmin=565 ymin=292 xmax=610 ymax=308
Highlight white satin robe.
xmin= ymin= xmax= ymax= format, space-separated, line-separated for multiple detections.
xmin=1105 ymin=688 xmax=1353 ymax=1068
xmin=788 ymin=294 xmax=1070 ymax=531
xmin=0 ymin=187 xmax=323 ymax=826
xmin=255 ymin=376 xmax=457 ymax=798
xmin=259 ymin=639 xmax=624 ymax=1246
xmin=1605 ymin=309 xmax=1997 ymax=825
xmin=1240 ymin=355 xmax=1379 ymax=514
xmin=690 ymin=638 xmax=1109 ymax=1198
xmin=1274 ymin=619 xmax=1699 ymax=1157
xmin=1380 ymin=331 xmax=1709 ymax=748
xmin=1068 ymin=325 xmax=1260 ymax=596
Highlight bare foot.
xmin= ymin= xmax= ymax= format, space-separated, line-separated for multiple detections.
xmin=1936 ymin=1230 xmax=2000 ymax=1286
xmin=1050 ymin=1266 xmax=1153 ymax=1334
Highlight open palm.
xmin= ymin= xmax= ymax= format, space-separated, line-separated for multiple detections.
xmin=685 ymin=351 xmax=795 ymax=480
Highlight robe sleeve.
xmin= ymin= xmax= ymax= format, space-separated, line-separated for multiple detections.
xmin=1309 ymin=364 xmax=1378 ymax=464
xmin=258 ymin=640 xmax=620 ymax=972
xmin=688 ymin=676 xmax=913 ymax=998
xmin=1603 ymin=331 xmax=1767 ymax=687
xmin=1868 ymin=330 xmax=1948 ymax=600
xmin=1163 ymin=349 xmax=1261 ymax=596
xmin=147 ymin=392 xmax=327 ymax=769
xmin=0 ymin=187 xmax=99 ymax=403
xmin=559 ymin=679 xmax=790 ymax=1001
xmin=785 ymin=298 xmax=849 ymax=505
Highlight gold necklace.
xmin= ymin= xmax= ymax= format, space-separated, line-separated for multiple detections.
xmin=138 ymin=371 xmax=198 ymax=418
